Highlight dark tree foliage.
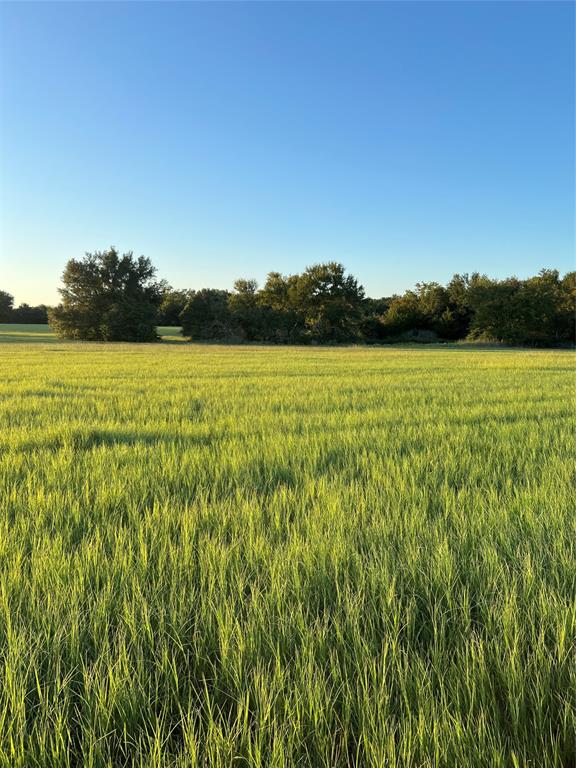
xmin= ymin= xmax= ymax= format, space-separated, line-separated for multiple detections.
xmin=257 ymin=272 xmax=307 ymax=342
xmin=12 ymin=304 xmax=49 ymax=323
xmin=558 ymin=272 xmax=576 ymax=341
xmin=180 ymin=289 xmax=236 ymax=340
xmin=445 ymin=274 xmax=475 ymax=339
xmin=49 ymin=248 xmax=165 ymax=341
xmin=294 ymin=262 xmax=365 ymax=342
xmin=216 ymin=262 xmax=364 ymax=343
xmin=228 ymin=279 xmax=270 ymax=341
xmin=359 ymin=296 xmax=392 ymax=341
xmin=0 ymin=291 xmax=15 ymax=322
xmin=10 ymin=259 xmax=573 ymax=346
xmin=381 ymin=280 xmax=470 ymax=341
xmin=467 ymin=270 xmax=575 ymax=345
xmin=0 ymin=291 xmax=49 ymax=324
xmin=179 ymin=264 xmax=574 ymax=347
xmin=381 ymin=291 xmax=425 ymax=337
xmin=187 ymin=264 xmax=366 ymax=344
xmin=374 ymin=269 xmax=574 ymax=346
xmin=157 ymin=290 xmax=193 ymax=326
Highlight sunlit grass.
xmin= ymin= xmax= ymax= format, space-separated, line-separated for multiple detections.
xmin=0 ymin=324 xmax=183 ymax=343
xmin=155 ymin=326 xmax=184 ymax=342
xmin=0 ymin=343 xmax=574 ymax=767
xmin=0 ymin=323 xmax=59 ymax=343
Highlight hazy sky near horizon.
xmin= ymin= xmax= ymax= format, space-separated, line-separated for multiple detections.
xmin=1 ymin=1 xmax=574 ymax=306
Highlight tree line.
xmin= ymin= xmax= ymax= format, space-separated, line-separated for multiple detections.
xmin=0 ymin=291 xmax=49 ymax=324
xmin=2 ymin=248 xmax=574 ymax=346
xmin=162 ymin=260 xmax=575 ymax=347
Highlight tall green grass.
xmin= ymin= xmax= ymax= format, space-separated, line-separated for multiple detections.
xmin=0 ymin=344 xmax=574 ymax=767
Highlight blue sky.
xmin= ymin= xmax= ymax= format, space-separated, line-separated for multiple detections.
xmin=1 ymin=1 xmax=574 ymax=305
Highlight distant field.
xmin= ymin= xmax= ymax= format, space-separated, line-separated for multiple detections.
xmin=0 ymin=342 xmax=574 ymax=766
xmin=156 ymin=326 xmax=184 ymax=341
xmin=0 ymin=323 xmax=59 ymax=343
xmin=0 ymin=323 xmax=183 ymax=343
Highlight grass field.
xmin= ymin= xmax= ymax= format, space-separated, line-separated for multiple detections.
xmin=0 ymin=340 xmax=574 ymax=767
xmin=0 ymin=324 xmax=184 ymax=343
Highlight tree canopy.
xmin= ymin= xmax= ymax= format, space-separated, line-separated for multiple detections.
xmin=178 ymin=265 xmax=574 ymax=347
xmin=157 ymin=290 xmax=193 ymax=326
xmin=49 ymin=248 xmax=165 ymax=341
xmin=181 ymin=263 xmax=366 ymax=344
xmin=0 ymin=291 xmax=14 ymax=323
xmin=4 ymin=255 xmax=574 ymax=347
xmin=467 ymin=270 xmax=575 ymax=345
xmin=180 ymin=289 xmax=235 ymax=340
xmin=0 ymin=290 xmax=48 ymax=324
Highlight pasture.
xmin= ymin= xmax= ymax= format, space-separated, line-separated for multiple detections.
xmin=0 ymin=340 xmax=574 ymax=767
xmin=0 ymin=324 xmax=183 ymax=344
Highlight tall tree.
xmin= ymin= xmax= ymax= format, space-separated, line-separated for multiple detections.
xmin=445 ymin=274 xmax=474 ymax=339
xmin=292 ymin=262 xmax=365 ymax=342
xmin=463 ymin=274 xmax=519 ymax=342
xmin=466 ymin=270 xmax=571 ymax=345
xmin=359 ymin=296 xmax=392 ymax=341
xmin=257 ymin=272 xmax=305 ymax=342
xmin=558 ymin=271 xmax=576 ymax=342
xmin=12 ymin=304 xmax=49 ymax=324
xmin=49 ymin=248 xmax=165 ymax=341
xmin=228 ymin=279 xmax=265 ymax=341
xmin=180 ymin=289 xmax=235 ymax=340
xmin=517 ymin=270 xmax=568 ymax=345
xmin=381 ymin=291 xmax=424 ymax=336
xmin=0 ymin=290 xmax=14 ymax=322
xmin=157 ymin=289 xmax=192 ymax=326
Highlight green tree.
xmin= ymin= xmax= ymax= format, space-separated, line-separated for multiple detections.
xmin=158 ymin=289 xmax=192 ymax=326
xmin=12 ymin=304 xmax=49 ymax=324
xmin=258 ymin=272 xmax=306 ymax=342
xmin=0 ymin=290 xmax=14 ymax=322
xmin=359 ymin=296 xmax=391 ymax=340
xmin=228 ymin=279 xmax=264 ymax=340
xmin=381 ymin=291 xmax=424 ymax=335
xmin=517 ymin=270 xmax=568 ymax=344
xmin=292 ymin=262 xmax=365 ymax=342
xmin=467 ymin=274 xmax=521 ymax=342
xmin=180 ymin=289 xmax=235 ymax=340
xmin=557 ymin=271 xmax=576 ymax=342
xmin=415 ymin=282 xmax=451 ymax=336
xmin=49 ymin=248 xmax=164 ymax=341
xmin=378 ymin=279 xmax=473 ymax=341
xmin=445 ymin=274 xmax=473 ymax=339
xmin=467 ymin=270 xmax=569 ymax=345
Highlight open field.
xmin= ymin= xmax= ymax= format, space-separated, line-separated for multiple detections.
xmin=0 ymin=324 xmax=183 ymax=343
xmin=0 ymin=323 xmax=60 ymax=343
xmin=0 ymin=342 xmax=574 ymax=767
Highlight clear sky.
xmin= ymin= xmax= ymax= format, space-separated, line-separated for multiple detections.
xmin=1 ymin=1 xmax=574 ymax=305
